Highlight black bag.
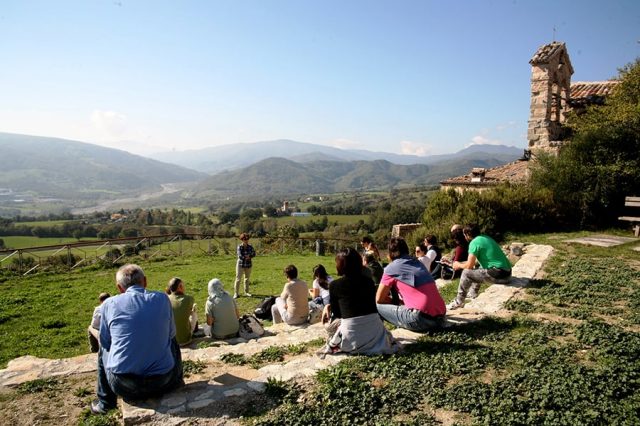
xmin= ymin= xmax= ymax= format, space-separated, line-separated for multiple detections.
xmin=239 ymin=314 xmax=265 ymax=339
xmin=254 ymin=296 xmax=277 ymax=320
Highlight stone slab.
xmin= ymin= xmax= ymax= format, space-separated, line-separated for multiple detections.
xmin=564 ymin=235 xmax=637 ymax=247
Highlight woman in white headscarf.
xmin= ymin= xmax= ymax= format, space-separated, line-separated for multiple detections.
xmin=205 ymin=278 xmax=240 ymax=339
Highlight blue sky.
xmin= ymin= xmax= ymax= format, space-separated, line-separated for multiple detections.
xmin=0 ymin=0 xmax=638 ymax=156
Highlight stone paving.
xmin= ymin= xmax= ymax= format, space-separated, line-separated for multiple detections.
xmin=0 ymin=243 xmax=554 ymax=425
xmin=563 ymin=234 xmax=637 ymax=247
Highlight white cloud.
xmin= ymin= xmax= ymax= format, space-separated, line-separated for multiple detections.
xmin=400 ymin=140 xmax=432 ymax=156
xmin=91 ymin=110 xmax=127 ymax=138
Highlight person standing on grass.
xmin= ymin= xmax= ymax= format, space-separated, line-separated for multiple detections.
xmin=271 ymin=264 xmax=309 ymax=325
xmin=447 ymin=224 xmax=511 ymax=310
xmin=166 ymin=277 xmax=198 ymax=346
xmin=90 ymin=264 xmax=183 ymax=415
xmin=233 ymin=233 xmax=256 ymax=298
xmin=376 ymin=237 xmax=446 ymax=332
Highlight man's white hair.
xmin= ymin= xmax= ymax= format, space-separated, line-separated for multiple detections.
xmin=116 ymin=264 xmax=145 ymax=289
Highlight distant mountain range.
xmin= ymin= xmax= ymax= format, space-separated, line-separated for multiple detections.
xmin=0 ymin=132 xmax=524 ymax=210
xmin=0 ymin=132 xmax=206 ymax=201
xmin=149 ymin=139 xmax=524 ymax=173
xmin=192 ymin=154 xmax=518 ymax=197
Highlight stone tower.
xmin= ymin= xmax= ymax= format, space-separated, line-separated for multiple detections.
xmin=527 ymin=42 xmax=574 ymax=154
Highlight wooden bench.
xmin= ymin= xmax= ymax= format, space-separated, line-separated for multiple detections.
xmin=619 ymin=196 xmax=640 ymax=237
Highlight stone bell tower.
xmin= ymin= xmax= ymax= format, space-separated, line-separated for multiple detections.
xmin=527 ymin=42 xmax=574 ymax=155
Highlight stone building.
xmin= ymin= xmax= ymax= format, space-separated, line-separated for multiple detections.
xmin=440 ymin=41 xmax=619 ymax=191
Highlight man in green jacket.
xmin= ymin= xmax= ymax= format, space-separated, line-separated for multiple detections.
xmin=448 ymin=224 xmax=511 ymax=310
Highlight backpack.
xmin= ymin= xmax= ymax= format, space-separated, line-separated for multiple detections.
xmin=254 ymin=296 xmax=277 ymax=321
xmin=238 ymin=314 xmax=265 ymax=339
xmin=308 ymin=301 xmax=324 ymax=324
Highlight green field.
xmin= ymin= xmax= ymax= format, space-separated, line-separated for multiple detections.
xmin=0 ymin=236 xmax=96 ymax=249
xmin=0 ymin=252 xmax=336 ymax=367
xmin=275 ymin=214 xmax=369 ymax=226
xmin=12 ymin=219 xmax=77 ymax=227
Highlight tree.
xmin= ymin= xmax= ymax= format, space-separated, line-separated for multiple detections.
xmin=531 ymin=58 xmax=640 ymax=228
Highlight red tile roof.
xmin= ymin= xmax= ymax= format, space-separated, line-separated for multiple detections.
xmin=570 ymin=80 xmax=620 ymax=99
xmin=440 ymin=160 xmax=530 ymax=187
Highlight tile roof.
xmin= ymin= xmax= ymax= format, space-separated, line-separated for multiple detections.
xmin=440 ymin=160 xmax=530 ymax=187
xmin=570 ymin=80 xmax=620 ymax=99
xmin=529 ymin=42 xmax=566 ymax=65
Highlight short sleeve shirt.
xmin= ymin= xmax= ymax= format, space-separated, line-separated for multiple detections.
xmin=468 ymin=235 xmax=511 ymax=270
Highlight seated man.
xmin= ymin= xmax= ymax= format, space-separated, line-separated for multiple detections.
xmin=271 ymin=264 xmax=309 ymax=325
xmin=91 ymin=264 xmax=183 ymax=415
xmin=166 ymin=277 xmax=198 ymax=346
xmin=448 ymin=224 xmax=512 ymax=310
xmin=376 ymin=237 xmax=446 ymax=332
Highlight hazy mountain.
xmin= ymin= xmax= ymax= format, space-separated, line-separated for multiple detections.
xmin=193 ymin=155 xmax=515 ymax=197
xmin=149 ymin=139 xmax=524 ymax=173
xmin=0 ymin=132 xmax=206 ymax=201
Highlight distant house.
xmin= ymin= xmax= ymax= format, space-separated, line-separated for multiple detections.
xmin=291 ymin=212 xmax=312 ymax=217
xmin=440 ymin=42 xmax=619 ymax=193
xmin=110 ymin=213 xmax=127 ymax=222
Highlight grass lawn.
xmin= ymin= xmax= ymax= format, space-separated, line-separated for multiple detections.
xmin=0 ymin=252 xmax=332 ymax=368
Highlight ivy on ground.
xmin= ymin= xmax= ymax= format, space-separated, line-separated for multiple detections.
xmin=251 ymin=252 xmax=640 ymax=425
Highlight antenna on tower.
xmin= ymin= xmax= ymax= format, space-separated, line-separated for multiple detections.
xmin=552 ymin=25 xmax=557 ymax=41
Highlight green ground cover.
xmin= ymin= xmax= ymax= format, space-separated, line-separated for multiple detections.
xmin=0 ymin=252 xmax=330 ymax=368
xmin=252 ymin=235 xmax=640 ymax=425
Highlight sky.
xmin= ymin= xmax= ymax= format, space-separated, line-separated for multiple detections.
xmin=0 ymin=1 xmax=639 ymax=157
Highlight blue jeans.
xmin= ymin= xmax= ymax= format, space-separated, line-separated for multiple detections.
xmin=96 ymin=338 xmax=184 ymax=409
xmin=376 ymin=304 xmax=444 ymax=332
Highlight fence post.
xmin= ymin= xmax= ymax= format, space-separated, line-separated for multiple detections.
xmin=67 ymin=247 xmax=72 ymax=270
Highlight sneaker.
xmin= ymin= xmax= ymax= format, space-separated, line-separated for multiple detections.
xmin=90 ymin=400 xmax=110 ymax=415
xmin=245 ymin=293 xmax=252 ymax=297
xmin=233 ymin=293 xmax=239 ymax=299
xmin=447 ymin=299 xmax=465 ymax=310
xmin=467 ymin=290 xmax=479 ymax=299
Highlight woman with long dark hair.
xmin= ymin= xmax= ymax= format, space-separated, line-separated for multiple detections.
xmin=309 ymin=264 xmax=333 ymax=306
xmin=320 ymin=247 xmax=397 ymax=355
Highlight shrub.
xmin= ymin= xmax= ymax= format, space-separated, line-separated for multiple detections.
xmin=421 ymin=185 xmax=558 ymax=242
